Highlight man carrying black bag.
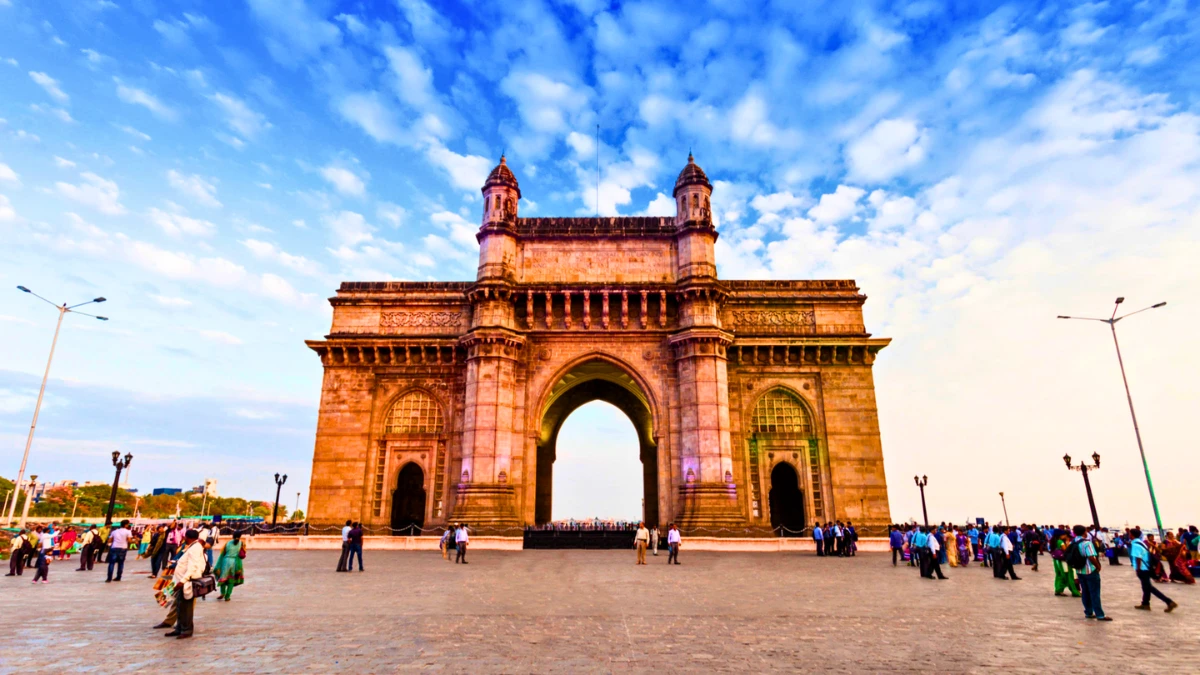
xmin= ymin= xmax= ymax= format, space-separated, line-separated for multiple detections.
xmin=165 ymin=529 xmax=207 ymax=639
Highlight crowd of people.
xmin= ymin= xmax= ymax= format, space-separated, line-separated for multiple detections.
xmin=4 ymin=518 xmax=247 ymax=639
xmin=810 ymin=521 xmax=860 ymax=557
xmin=887 ymin=521 xmax=1197 ymax=619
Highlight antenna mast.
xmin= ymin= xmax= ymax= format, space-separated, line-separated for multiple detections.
xmin=595 ymin=123 xmax=600 ymax=217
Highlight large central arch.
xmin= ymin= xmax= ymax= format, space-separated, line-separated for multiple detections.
xmin=534 ymin=357 xmax=659 ymax=526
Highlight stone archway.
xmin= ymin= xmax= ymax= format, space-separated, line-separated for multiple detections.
xmin=768 ymin=462 xmax=805 ymax=536
xmin=534 ymin=358 xmax=659 ymax=527
xmin=391 ymin=462 xmax=426 ymax=533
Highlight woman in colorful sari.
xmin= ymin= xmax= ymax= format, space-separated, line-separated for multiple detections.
xmin=957 ymin=528 xmax=971 ymax=567
xmin=1145 ymin=535 xmax=1170 ymax=582
xmin=1051 ymin=534 xmax=1080 ymax=597
xmin=215 ymin=531 xmax=246 ymax=601
xmin=1162 ymin=532 xmax=1195 ymax=584
xmin=946 ymin=529 xmax=959 ymax=567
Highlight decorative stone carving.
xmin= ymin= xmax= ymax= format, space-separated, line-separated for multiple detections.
xmin=730 ymin=310 xmax=815 ymax=327
xmin=381 ymin=311 xmax=462 ymax=328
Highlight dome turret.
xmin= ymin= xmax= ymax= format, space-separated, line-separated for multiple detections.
xmin=482 ymin=155 xmax=521 ymax=198
xmin=672 ymin=152 xmax=711 ymax=197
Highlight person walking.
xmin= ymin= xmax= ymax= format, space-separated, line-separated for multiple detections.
xmin=7 ymin=529 xmax=31 ymax=576
xmin=106 ymin=519 xmax=133 ymax=583
xmin=634 ymin=522 xmax=649 ymax=565
xmin=455 ymin=523 xmax=469 ymax=564
xmin=147 ymin=525 xmax=167 ymax=578
xmin=1130 ymin=528 xmax=1178 ymax=613
xmin=1069 ymin=524 xmax=1110 ymax=621
xmin=215 ymin=531 xmax=246 ymax=602
xmin=997 ymin=527 xmax=1021 ymax=580
xmin=813 ymin=522 xmax=825 ymax=556
xmin=76 ymin=526 xmax=98 ymax=571
xmin=165 ymin=529 xmax=207 ymax=639
xmin=650 ymin=526 xmax=660 ymax=556
xmin=439 ymin=526 xmax=453 ymax=561
xmin=1051 ymin=533 xmax=1081 ymax=597
xmin=666 ymin=523 xmax=681 ymax=565
xmin=1025 ymin=525 xmax=1043 ymax=572
xmin=337 ymin=519 xmax=353 ymax=572
xmin=347 ymin=522 xmax=365 ymax=571
xmin=32 ymin=526 xmax=53 ymax=584
xmin=888 ymin=525 xmax=904 ymax=566
xmin=927 ymin=528 xmax=947 ymax=579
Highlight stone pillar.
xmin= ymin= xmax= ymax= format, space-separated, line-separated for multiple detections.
xmin=454 ymin=329 xmax=525 ymax=528
xmin=582 ymin=290 xmax=591 ymax=329
xmin=563 ymin=291 xmax=572 ymax=329
xmin=670 ymin=328 xmax=741 ymax=528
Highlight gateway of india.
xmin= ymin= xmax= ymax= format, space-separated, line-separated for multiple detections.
xmin=305 ymin=154 xmax=892 ymax=533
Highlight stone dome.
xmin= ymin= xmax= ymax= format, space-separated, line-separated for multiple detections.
xmin=672 ymin=152 xmax=711 ymax=197
xmin=482 ymin=155 xmax=521 ymax=198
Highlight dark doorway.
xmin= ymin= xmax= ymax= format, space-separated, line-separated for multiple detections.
xmin=769 ymin=462 xmax=805 ymax=537
xmin=390 ymin=463 xmax=426 ymax=534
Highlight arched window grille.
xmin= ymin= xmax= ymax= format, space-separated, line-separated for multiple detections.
xmin=751 ymin=389 xmax=812 ymax=435
xmin=385 ymin=390 xmax=444 ymax=434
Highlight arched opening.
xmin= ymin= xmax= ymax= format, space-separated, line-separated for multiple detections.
xmin=768 ymin=463 xmax=805 ymax=536
xmin=551 ymin=402 xmax=642 ymax=521
xmin=535 ymin=358 xmax=659 ymax=527
xmin=390 ymin=463 xmax=426 ymax=533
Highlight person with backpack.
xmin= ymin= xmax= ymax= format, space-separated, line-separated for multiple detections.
xmin=1130 ymin=528 xmax=1177 ymax=613
xmin=1067 ymin=524 xmax=1110 ymax=621
xmin=1051 ymin=533 xmax=1080 ymax=597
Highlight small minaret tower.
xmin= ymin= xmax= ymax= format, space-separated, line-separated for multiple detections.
xmin=673 ymin=152 xmax=717 ymax=281
xmin=476 ymin=155 xmax=521 ymax=282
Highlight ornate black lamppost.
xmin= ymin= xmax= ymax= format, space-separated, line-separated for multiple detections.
xmin=1064 ymin=452 xmax=1102 ymax=530
xmin=272 ymin=473 xmax=288 ymax=527
xmin=105 ymin=451 xmax=132 ymax=526
xmin=913 ymin=475 xmax=929 ymax=527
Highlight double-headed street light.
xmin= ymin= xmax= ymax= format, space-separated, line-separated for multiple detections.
xmin=1064 ymin=452 xmax=1102 ymax=531
xmin=913 ymin=475 xmax=929 ymax=527
xmin=105 ymin=451 xmax=133 ymax=526
xmin=272 ymin=473 xmax=288 ymax=527
xmin=1058 ymin=297 xmax=1166 ymax=536
xmin=4 ymin=286 xmax=109 ymax=526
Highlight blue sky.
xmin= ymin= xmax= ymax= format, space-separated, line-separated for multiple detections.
xmin=1 ymin=0 xmax=1197 ymax=524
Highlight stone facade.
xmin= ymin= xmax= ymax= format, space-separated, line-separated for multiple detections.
xmin=306 ymin=155 xmax=892 ymax=533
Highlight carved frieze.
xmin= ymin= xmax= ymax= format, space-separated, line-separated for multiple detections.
xmin=381 ymin=310 xmax=463 ymax=329
xmin=730 ymin=309 xmax=815 ymax=327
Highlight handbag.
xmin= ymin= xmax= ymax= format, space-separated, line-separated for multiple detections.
xmin=191 ymin=574 xmax=218 ymax=598
xmin=238 ymin=545 xmax=247 ymax=560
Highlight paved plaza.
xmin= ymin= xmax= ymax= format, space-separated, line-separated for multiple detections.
xmin=1 ymin=549 xmax=1196 ymax=673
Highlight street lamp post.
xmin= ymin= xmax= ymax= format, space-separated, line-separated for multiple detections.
xmin=1058 ymin=298 xmax=1166 ymax=536
xmin=104 ymin=451 xmax=133 ymax=526
xmin=19 ymin=475 xmax=38 ymax=527
xmin=4 ymin=286 xmax=108 ymax=526
xmin=999 ymin=492 xmax=1009 ymax=526
xmin=272 ymin=473 xmax=288 ymax=527
xmin=913 ymin=475 xmax=929 ymax=527
xmin=295 ymin=492 xmax=301 ymax=520
xmin=1064 ymin=452 xmax=1102 ymax=531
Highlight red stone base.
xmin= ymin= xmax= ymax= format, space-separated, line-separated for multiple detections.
xmin=675 ymin=482 xmax=745 ymax=530
xmin=450 ymin=482 xmax=520 ymax=530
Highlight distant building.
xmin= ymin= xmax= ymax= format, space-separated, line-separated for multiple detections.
xmin=153 ymin=488 xmax=183 ymax=496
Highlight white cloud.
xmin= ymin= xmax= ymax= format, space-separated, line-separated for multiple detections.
xmin=115 ymin=124 xmax=151 ymax=141
xmin=1126 ymin=45 xmax=1162 ymax=67
xmin=846 ymin=118 xmax=927 ymax=183
xmin=210 ymin=92 xmax=270 ymax=138
xmin=241 ymin=238 xmax=322 ymax=276
xmin=337 ymin=92 xmax=404 ymax=144
xmin=232 ymin=408 xmax=279 ymax=420
xmin=55 ymin=172 xmax=125 ymax=215
xmin=246 ymin=0 xmax=341 ymax=64
xmin=148 ymin=206 xmax=217 ymax=237
xmin=0 ymin=162 xmax=18 ymax=184
xmin=319 ymin=164 xmax=367 ymax=196
xmin=115 ymin=79 xmax=176 ymax=120
xmin=807 ymin=185 xmax=865 ymax=224
xmin=642 ymin=192 xmax=675 ymax=216
xmin=81 ymin=48 xmax=105 ymax=64
xmin=29 ymin=71 xmax=69 ymax=103
xmin=323 ymin=210 xmax=375 ymax=247
xmin=166 ymin=169 xmax=221 ymax=208
xmin=200 ymin=330 xmax=243 ymax=345
xmin=729 ymin=90 xmax=801 ymax=149
xmin=151 ymin=294 xmax=192 ymax=308
xmin=0 ymin=194 xmax=15 ymax=221
xmin=30 ymin=104 xmax=74 ymax=123
xmin=377 ymin=202 xmax=406 ymax=227
xmin=750 ymin=191 xmax=807 ymax=215
xmin=426 ymin=145 xmax=491 ymax=191
xmin=53 ymin=156 xmax=76 ymax=169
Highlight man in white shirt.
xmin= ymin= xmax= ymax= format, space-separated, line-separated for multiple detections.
xmin=76 ymin=526 xmax=98 ymax=572
xmin=634 ymin=522 xmax=650 ymax=565
xmin=166 ymin=530 xmax=207 ymax=639
xmin=666 ymin=524 xmax=682 ymax=565
xmin=455 ymin=523 xmax=469 ymax=564
xmin=106 ymin=520 xmax=133 ymax=582
xmin=927 ymin=529 xmax=948 ymax=580
xmin=197 ymin=523 xmax=216 ymax=569
xmin=998 ymin=527 xmax=1021 ymax=580
xmin=337 ymin=519 xmax=352 ymax=572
